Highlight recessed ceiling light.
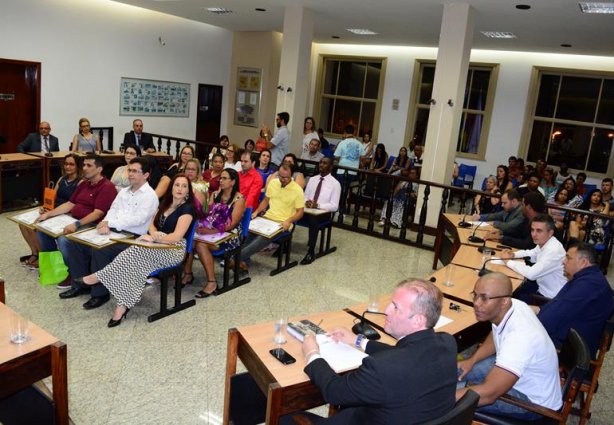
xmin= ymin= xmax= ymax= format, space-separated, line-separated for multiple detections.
xmin=332 ymin=36 xmax=340 ymax=39
xmin=480 ymin=31 xmax=517 ymax=39
xmin=561 ymin=43 xmax=573 ymax=48
xmin=346 ymin=28 xmax=378 ymax=35
xmin=515 ymin=4 xmax=531 ymax=10
xmin=206 ymin=7 xmax=233 ymax=15
xmin=255 ymin=8 xmax=266 ymax=12
xmin=579 ymin=2 xmax=614 ymax=13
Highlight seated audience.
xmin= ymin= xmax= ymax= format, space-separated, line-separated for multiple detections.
xmin=540 ymin=167 xmax=557 ymax=200
xmin=576 ymin=172 xmax=588 ymax=197
xmin=360 ymin=131 xmax=375 ymax=169
xmin=516 ymin=174 xmax=545 ymax=198
xmin=379 ymin=168 xmax=419 ymax=228
xmin=495 ymin=165 xmax=513 ymax=193
xmin=155 ymin=145 xmax=195 ymax=198
xmin=300 ymin=157 xmax=341 ymax=265
xmin=209 ymin=135 xmax=229 ymax=162
xmin=457 ymin=273 xmax=562 ymax=420
xmin=123 ymin=118 xmax=155 ymax=152
xmin=224 ymin=144 xmax=241 ymax=171
xmin=300 ymin=138 xmax=324 ymax=163
xmin=474 ymin=175 xmax=501 ymax=215
xmin=388 ymin=147 xmax=411 ymax=175
xmin=536 ymin=241 xmax=614 ymax=357
xmin=500 ymin=214 xmax=566 ymax=300
xmin=550 ymin=176 xmax=583 ymax=208
xmin=58 ymin=157 xmax=158 ymax=309
xmin=183 ymin=159 xmax=209 ymax=215
xmin=110 ymin=144 xmax=141 ymax=192
xmin=535 ymin=158 xmax=547 ymax=180
xmin=554 ymin=162 xmax=573 ymax=186
xmin=187 ymin=169 xmax=246 ymax=299
xmin=71 ymin=117 xmax=101 ymax=153
xmin=370 ymin=143 xmax=389 ymax=173
xmin=472 ymin=189 xmax=524 ymax=241
xmin=288 ymin=279 xmax=456 ymax=425
xmin=19 ymin=153 xmax=82 ymax=268
xmin=267 ymin=153 xmax=305 ymax=189
xmin=410 ymin=144 xmax=424 ymax=169
xmin=238 ymin=152 xmax=264 ymax=209
xmin=491 ymin=191 xmax=547 ymax=250
xmin=301 ymin=116 xmax=319 ymax=156
xmin=256 ymin=149 xmax=277 ymax=183
xmin=601 ymin=177 xmax=614 ymax=212
xmin=317 ymin=127 xmax=330 ymax=150
xmin=569 ymin=189 xmax=610 ymax=245
xmin=243 ymin=139 xmax=255 ymax=154
xmin=78 ymin=174 xmax=196 ymax=327
xmin=548 ymin=187 xmax=570 ymax=231
xmin=203 ymin=153 xmax=224 ymax=194
xmin=255 ymin=130 xmax=268 ymax=153
xmin=16 ymin=121 xmax=59 ymax=153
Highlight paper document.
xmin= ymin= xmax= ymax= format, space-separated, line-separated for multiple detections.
xmin=35 ymin=214 xmax=78 ymax=237
xmin=468 ymin=221 xmax=489 ymax=227
xmin=249 ymin=217 xmax=282 ymax=237
xmin=67 ymin=228 xmax=132 ymax=248
xmin=317 ymin=335 xmax=368 ymax=373
xmin=434 ymin=315 xmax=453 ymax=329
xmin=9 ymin=208 xmax=41 ymax=228
xmin=193 ymin=231 xmax=234 ymax=245
xmin=304 ymin=208 xmax=329 ymax=215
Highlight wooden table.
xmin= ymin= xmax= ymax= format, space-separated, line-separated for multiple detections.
xmin=0 ymin=153 xmax=43 ymax=213
xmin=451 ymin=245 xmax=525 ymax=281
xmin=427 ymin=264 xmax=523 ymax=306
xmin=0 ymin=303 xmax=68 ymax=425
xmin=223 ymin=310 xmax=396 ymax=425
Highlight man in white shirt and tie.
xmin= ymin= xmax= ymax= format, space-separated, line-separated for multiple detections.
xmin=16 ymin=121 xmax=59 ymax=153
xmin=300 ymin=157 xmax=341 ymax=265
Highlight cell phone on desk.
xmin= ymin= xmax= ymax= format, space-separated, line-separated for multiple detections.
xmin=269 ymin=348 xmax=296 ymax=365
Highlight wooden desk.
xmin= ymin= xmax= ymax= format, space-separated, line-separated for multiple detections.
xmin=145 ymin=152 xmax=173 ymax=171
xmin=223 ymin=310 xmax=396 ymax=425
xmin=451 ymin=245 xmax=524 ymax=280
xmin=0 ymin=304 xmax=68 ymax=425
xmin=427 ymin=265 xmax=523 ymax=306
xmin=0 ymin=153 xmax=43 ymax=213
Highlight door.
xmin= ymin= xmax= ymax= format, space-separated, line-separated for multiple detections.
xmin=0 ymin=59 xmax=40 ymax=154
xmin=195 ymin=84 xmax=223 ymax=160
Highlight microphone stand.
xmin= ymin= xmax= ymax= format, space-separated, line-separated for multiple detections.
xmin=352 ymin=310 xmax=387 ymax=340
xmin=458 ymin=214 xmax=471 ymax=228
xmin=467 ymin=221 xmax=485 ymax=244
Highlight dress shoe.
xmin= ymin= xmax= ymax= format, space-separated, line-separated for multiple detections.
xmin=59 ymin=287 xmax=88 ymax=299
xmin=83 ymin=295 xmax=110 ymax=310
xmin=108 ymin=308 xmax=130 ymax=328
xmin=300 ymin=252 xmax=316 ymax=265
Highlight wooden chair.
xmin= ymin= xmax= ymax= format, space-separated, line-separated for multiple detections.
xmin=473 ymin=328 xmax=590 ymax=425
xmin=573 ymin=312 xmax=614 ymax=425
xmin=212 ymin=207 xmax=252 ymax=293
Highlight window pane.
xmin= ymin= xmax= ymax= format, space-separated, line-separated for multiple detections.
xmin=535 ymin=74 xmax=560 ymax=118
xmin=418 ymin=65 xmax=435 ymax=104
xmin=413 ymin=108 xmax=430 ymax=146
xmin=322 ymin=60 xmax=339 ymax=95
xmin=337 ymin=61 xmax=366 ymax=98
xmin=331 ymin=99 xmax=361 ymax=134
xmin=457 ymin=113 xmax=483 ymax=154
xmin=548 ymin=124 xmax=592 ymax=169
xmin=467 ymin=70 xmax=490 ymax=111
xmin=364 ymin=62 xmax=381 ymax=99
xmin=597 ymin=79 xmax=614 ymax=126
xmin=556 ymin=76 xmax=600 ymax=122
xmin=587 ymin=128 xmax=614 ymax=173
xmin=360 ymin=102 xmax=376 ymax=136
xmin=319 ymin=97 xmax=335 ymax=133
xmin=527 ymin=120 xmax=553 ymax=163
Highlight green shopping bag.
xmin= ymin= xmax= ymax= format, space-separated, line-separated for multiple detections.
xmin=39 ymin=251 xmax=69 ymax=286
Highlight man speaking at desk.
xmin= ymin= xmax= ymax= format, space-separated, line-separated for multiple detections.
xmin=287 ymin=279 xmax=457 ymax=424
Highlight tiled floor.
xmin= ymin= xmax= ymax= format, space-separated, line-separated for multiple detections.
xmin=1 ymin=212 xmax=613 ymax=424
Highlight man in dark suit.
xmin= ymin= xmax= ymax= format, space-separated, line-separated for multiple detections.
xmin=16 ymin=122 xmax=59 ymax=153
xmin=123 ymin=119 xmax=155 ymax=152
xmin=287 ymin=279 xmax=457 ymax=424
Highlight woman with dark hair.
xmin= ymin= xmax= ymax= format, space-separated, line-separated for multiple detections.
xmin=19 ymin=153 xmax=83 ymax=268
xmin=78 ymin=173 xmax=196 ymax=327
xmin=301 ymin=116 xmax=319 ymax=156
xmin=553 ymin=177 xmax=583 ymax=208
xmin=256 ymin=149 xmax=276 ymax=182
xmin=495 ymin=165 xmax=513 ymax=192
xmin=360 ymin=132 xmax=375 ymax=169
xmin=186 ymin=168 xmax=246 ymax=298
xmin=540 ymin=167 xmax=557 ymax=200
xmin=203 ymin=153 xmax=225 ymax=194
xmin=155 ymin=145 xmax=195 ymax=198
xmin=244 ymin=139 xmax=256 ymax=154
xmin=549 ymin=187 xmax=570 ymax=231
xmin=209 ymin=135 xmax=230 ymax=161
xmin=111 ymin=144 xmax=141 ymax=192
xmin=370 ymin=143 xmax=388 ymax=173
xmin=266 ymin=153 xmax=305 ymax=188
xmin=388 ymin=147 xmax=411 ymax=175
xmin=570 ymin=189 xmax=609 ymax=244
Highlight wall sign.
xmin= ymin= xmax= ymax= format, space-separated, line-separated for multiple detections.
xmin=234 ymin=67 xmax=261 ymax=127
xmin=120 ymin=77 xmax=190 ymax=117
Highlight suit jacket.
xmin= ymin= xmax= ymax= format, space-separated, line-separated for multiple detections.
xmin=123 ymin=131 xmax=155 ymax=151
xmin=481 ymin=205 xmax=525 ymax=235
xmin=304 ymin=329 xmax=457 ymax=425
xmin=16 ymin=132 xmax=59 ymax=153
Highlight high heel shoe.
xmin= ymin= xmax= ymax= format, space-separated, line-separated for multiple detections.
xmin=107 ymin=308 xmax=130 ymax=328
xmin=195 ymin=281 xmax=218 ymax=299
xmin=181 ymin=272 xmax=194 ymax=286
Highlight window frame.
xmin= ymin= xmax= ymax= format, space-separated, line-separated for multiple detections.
xmin=313 ymin=55 xmax=386 ymax=140
xmin=405 ymin=59 xmax=499 ymax=161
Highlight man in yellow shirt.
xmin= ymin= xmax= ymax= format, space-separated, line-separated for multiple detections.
xmin=238 ymin=165 xmax=304 ymax=271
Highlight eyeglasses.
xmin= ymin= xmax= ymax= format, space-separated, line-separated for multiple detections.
xmin=127 ymin=168 xmax=143 ymax=174
xmin=470 ymin=292 xmax=512 ymax=303
xmin=80 ymin=124 xmax=90 ymax=128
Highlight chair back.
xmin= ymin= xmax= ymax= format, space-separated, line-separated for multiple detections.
xmin=453 ymin=164 xmax=477 ymax=188
xmin=241 ymin=207 xmax=253 ymax=239
xmin=559 ymin=328 xmax=591 ymax=416
xmin=185 ymin=219 xmax=198 ymax=255
xmin=420 ymin=389 xmax=479 ymax=425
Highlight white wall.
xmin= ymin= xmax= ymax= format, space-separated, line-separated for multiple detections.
xmin=311 ymin=44 xmax=614 ymax=186
xmin=1 ymin=0 xmax=233 ymax=150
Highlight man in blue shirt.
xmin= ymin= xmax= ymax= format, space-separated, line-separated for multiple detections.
xmin=536 ymin=241 xmax=614 ymax=357
xmin=334 ymin=124 xmax=364 ymax=182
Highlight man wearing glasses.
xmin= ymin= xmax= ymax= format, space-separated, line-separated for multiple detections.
xmin=456 ymin=273 xmax=562 ymax=419
xmin=17 ymin=121 xmax=59 ymax=153
xmin=58 ymin=157 xmax=158 ymax=309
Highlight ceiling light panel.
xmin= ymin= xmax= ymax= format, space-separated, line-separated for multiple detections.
xmin=346 ymin=28 xmax=378 ymax=35
xmin=579 ymin=2 xmax=614 ymax=13
xmin=206 ymin=7 xmax=233 ymax=15
xmin=480 ymin=31 xmax=517 ymax=39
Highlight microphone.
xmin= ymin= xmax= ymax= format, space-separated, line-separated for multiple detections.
xmin=479 ymin=256 xmax=531 ymax=276
xmin=468 ymin=222 xmax=485 ymax=244
xmin=477 ymin=239 xmax=495 ymax=255
xmin=352 ymin=311 xmax=387 ymax=340
xmin=458 ymin=214 xmax=471 ymax=228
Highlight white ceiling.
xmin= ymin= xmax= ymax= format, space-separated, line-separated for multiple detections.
xmin=113 ymin=0 xmax=614 ymax=56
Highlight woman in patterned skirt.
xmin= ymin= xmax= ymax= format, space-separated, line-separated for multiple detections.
xmin=79 ymin=173 xmax=196 ymax=327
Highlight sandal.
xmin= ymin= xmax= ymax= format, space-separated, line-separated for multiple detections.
xmin=195 ymin=281 xmax=219 ymax=298
xmin=181 ymin=272 xmax=194 ymax=286
xmin=25 ymin=255 xmax=39 ymax=269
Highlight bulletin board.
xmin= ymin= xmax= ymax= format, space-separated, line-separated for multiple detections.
xmin=120 ymin=77 xmax=190 ymax=117
xmin=234 ymin=67 xmax=261 ymax=127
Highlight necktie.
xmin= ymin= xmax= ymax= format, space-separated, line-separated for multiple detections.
xmin=43 ymin=136 xmax=49 ymax=153
xmin=313 ymin=177 xmax=324 ymax=203
xmin=136 ymin=134 xmax=141 ymax=146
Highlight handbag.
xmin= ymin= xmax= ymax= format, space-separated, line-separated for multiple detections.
xmin=43 ymin=181 xmax=56 ymax=210
xmin=38 ymin=251 xmax=69 ymax=286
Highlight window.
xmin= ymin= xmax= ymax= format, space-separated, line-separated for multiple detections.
xmin=315 ymin=57 xmax=385 ymax=137
xmin=407 ymin=61 xmax=498 ymax=160
xmin=525 ymin=69 xmax=614 ymax=175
